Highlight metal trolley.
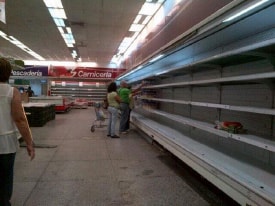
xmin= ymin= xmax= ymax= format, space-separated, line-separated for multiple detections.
xmin=90 ymin=102 xmax=107 ymax=132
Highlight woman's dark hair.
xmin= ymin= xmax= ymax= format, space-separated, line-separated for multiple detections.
xmin=107 ymin=82 xmax=117 ymax=93
xmin=0 ymin=58 xmax=12 ymax=82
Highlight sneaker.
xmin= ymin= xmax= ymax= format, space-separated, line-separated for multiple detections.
xmin=111 ymin=135 xmax=120 ymax=138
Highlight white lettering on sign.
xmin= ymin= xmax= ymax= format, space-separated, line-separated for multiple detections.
xmin=12 ymin=70 xmax=43 ymax=76
xmin=72 ymin=70 xmax=112 ymax=78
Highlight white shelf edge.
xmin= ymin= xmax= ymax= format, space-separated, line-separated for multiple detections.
xmin=146 ymin=109 xmax=275 ymax=152
xmin=131 ymin=112 xmax=275 ymax=206
xmin=143 ymin=71 xmax=275 ymax=89
xmin=141 ymin=97 xmax=275 ymax=116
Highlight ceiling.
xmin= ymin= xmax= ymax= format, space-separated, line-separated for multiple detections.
xmin=0 ymin=0 xmax=145 ymax=67
xmin=1 ymin=0 xmax=272 ymax=70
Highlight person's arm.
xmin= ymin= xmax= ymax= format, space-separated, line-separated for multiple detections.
xmin=11 ymin=88 xmax=35 ymax=160
xmin=131 ymin=81 xmax=145 ymax=96
xmin=115 ymin=93 xmax=122 ymax=103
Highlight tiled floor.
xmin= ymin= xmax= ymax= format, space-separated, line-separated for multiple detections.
xmin=11 ymin=107 xmax=232 ymax=206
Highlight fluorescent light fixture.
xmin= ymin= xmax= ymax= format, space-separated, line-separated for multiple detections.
xmin=66 ymin=27 xmax=72 ymax=33
xmin=48 ymin=8 xmax=67 ymax=19
xmin=57 ymin=27 xmax=64 ymax=33
xmin=134 ymin=15 xmax=142 ymax=24
xmin=43 ymin=0 xmax=63 ymax=8
xmin=139 ymin=2 xmax=160 ymax=15
xmin=129 ymin=24 xmax=144 ymax=32
xmin=24 ymin=60 xmax=97 ymax=67
xmin=113 ymin=0 xmax=165 ymax=66
xmin=0 ymin=31 xmax=45 ymax=60
xmin=54 ymin=18 xmax=65 ymax=27
xmin=43 ymin=0 xmax=80 ymax=61
xmin=223 ymin=0 xmax=269 ymax=22
xmin=66 ymin=43 xmax=74 ymax=47
xmin=0 ymin=31 xmax=9 ymax=40
xmin=142 ymin=16 xmax=152 ymax=25
xmin=62 ymin=33 xmax=75 ymax=44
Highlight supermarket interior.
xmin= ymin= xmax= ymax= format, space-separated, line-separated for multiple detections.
xmin=1 ymin=0 xmax=275 ymax=205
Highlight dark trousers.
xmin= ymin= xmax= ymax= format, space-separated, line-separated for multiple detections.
xmin=0 ymin=153 xmax=16 ymax=206
xmin=126 ymin=109 xmax=132 ymax=130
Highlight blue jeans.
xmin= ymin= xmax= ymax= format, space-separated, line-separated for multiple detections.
xmin=119 ymin=103 xmax=130 ymax=132
xmin=107 ymin=106 xmax=119 ymax=136
xmin=0 ymin=153 xmax=16 ymax=206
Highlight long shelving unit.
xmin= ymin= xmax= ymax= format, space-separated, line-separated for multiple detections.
xmin=50 ymin=81 xmax=107 ymax=103
xmin=125 ymin=4 xmax=275 ymax=206
xmin=131 ymin=112 xmax=275 ymax=206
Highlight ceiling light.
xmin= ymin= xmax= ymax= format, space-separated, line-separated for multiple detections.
xmin=66 ymin=43 xmax=74 ymax=47
xmin=66 ymin=27 xmax=72 ymax=33
xmin=134 ymin=15 xmax=142 ymax=24
xmin=54 ymin=18 xmax=65 ymax=27
xmin=129 ymin=24 xmax=144 ymax=32
xmin=43 ymin=0 xmax=81 ymax=61
xmin=43 ymin=0 xmax=63 ymax=8
xmin=142 ymin=16 xmax=152 ymax=25
xmin=57 ymin=27 xmax=64 ymax=33
xmin=139 ymin=2 xmax=160 ymax=15
xmin=48 ymin=8 xmax=67 ymax=19
xmin=0 ymin=31 xmax=45 ymax=60
xmin=223 ymin=0 xmax=270 ymax=22
xmin=113 ymin=0 xmax=165 ymax=66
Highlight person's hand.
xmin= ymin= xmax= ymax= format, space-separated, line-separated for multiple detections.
xmin=26 ymin=144 xmax=35 ymax=160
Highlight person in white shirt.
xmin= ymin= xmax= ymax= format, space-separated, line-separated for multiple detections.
xmin=0 ymin=58 xmax=35 ymax=206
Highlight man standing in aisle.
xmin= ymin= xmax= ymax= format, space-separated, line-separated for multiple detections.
xmin=118 ymin=81 xmax=131 ymax=134
xmin=118 ymin=81 xmax=144 ymax=134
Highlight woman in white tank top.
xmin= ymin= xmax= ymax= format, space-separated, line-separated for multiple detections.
xmin=0 ymin=58 xmax=35 ymax=206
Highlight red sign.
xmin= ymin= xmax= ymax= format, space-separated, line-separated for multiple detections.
xmin=49 ymin=66 xmax=125 ymax=79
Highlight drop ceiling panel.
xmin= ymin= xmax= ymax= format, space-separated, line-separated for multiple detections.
xmin=0 ymin=0 xmax=144 ymax=66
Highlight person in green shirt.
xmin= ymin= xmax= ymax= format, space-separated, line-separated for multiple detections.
xmin=118 ymin=81 xmax=131 ymax=134
xmin=118 ymin=81 xmax=143 ymax=134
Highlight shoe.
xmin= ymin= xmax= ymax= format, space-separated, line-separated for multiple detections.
xmin=121 ymin=131 xmax=128 ymax=134
xmin=111 ymin=135 xmax=120 ymax=138
xmin=107 ymin=134 xmax=111 ymax=137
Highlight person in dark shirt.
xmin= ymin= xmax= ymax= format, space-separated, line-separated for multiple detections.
xmin=26 ymin=86 xmax=34 ymax=97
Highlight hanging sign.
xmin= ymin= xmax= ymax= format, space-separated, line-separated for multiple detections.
xmin=11 ymin=67 xmax=49 ymax=77
xmin=0 ymin=0 xmax=6 ymax=24
xmin=49 ymin=66 xmax=125 ymax=79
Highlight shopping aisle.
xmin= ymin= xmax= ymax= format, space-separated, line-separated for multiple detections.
xmin=11 ymin=107 xmax=233 ymax=206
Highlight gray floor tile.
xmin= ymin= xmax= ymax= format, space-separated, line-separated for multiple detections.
xmin=24 ymin=180 xmax=123 ymax=206
xmin=11 ymin=107 xmax=216 ymax=205
xmin=119 ymin=176 xmax=210 ymax=206
xmin=41 ymin=160 xmax=115 ymax=181
xmin=11 ymin=182 xmax=37 ymax=206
